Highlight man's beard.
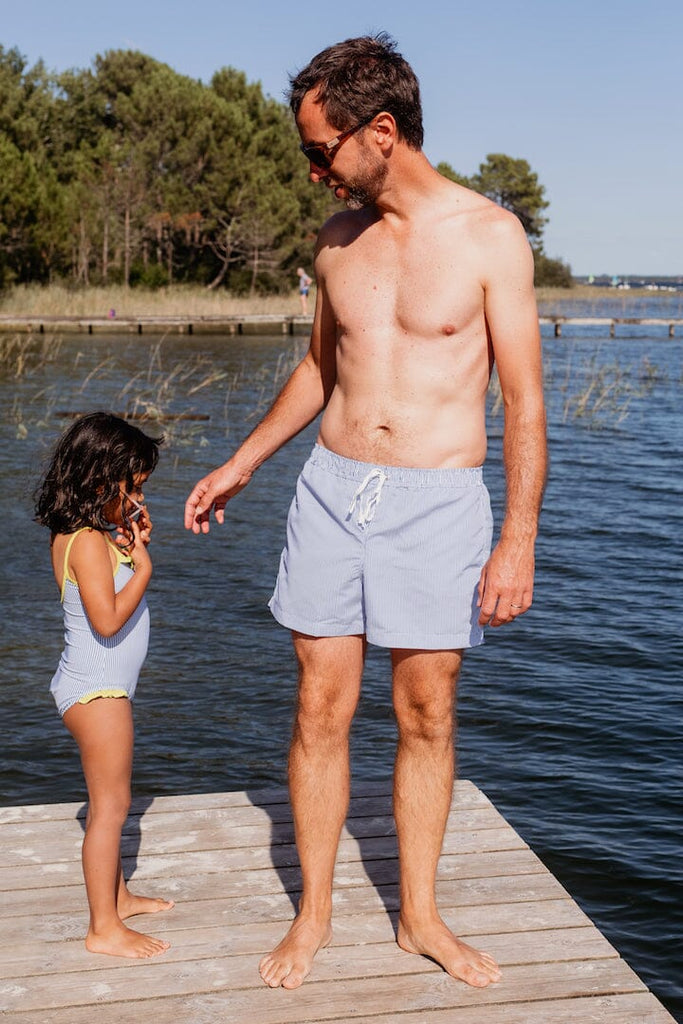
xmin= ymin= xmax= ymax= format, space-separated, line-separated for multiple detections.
xmin=341 ymin=155 xmax=388 ymax=210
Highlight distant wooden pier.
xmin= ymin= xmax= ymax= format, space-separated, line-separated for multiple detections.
xmin=539 ymin=316 xmax=681 ymax=338
xmin=0 ymin=313 xmax=681 ymax=338
xmin=0 ymin=314 xmax=312 ymax=336
xmin=0 ymin=780 xmax=675 ymax=1022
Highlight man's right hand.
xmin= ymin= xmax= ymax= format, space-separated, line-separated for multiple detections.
xmin=184 ymin=461 xmax=252 ymax=534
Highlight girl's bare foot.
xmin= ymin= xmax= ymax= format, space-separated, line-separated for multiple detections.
xmin=118 ymin=891 xmax=175 ymax=919
xmin=259 ymin=915 xmax=332 ymax=989
xmin=86 ymin=921 xmax=170 ymax=958
xmin=398 ymin=915 xmax=501 ymax=987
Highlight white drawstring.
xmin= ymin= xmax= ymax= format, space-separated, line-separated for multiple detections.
xmin=346 ymin=468 xmax=388 ymax=528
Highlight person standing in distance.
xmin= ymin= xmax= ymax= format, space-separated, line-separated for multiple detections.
xmin=185 ymin=33 xmax=547 ymax=991
xmin=297 ymin=266 xmax=313 ymax=314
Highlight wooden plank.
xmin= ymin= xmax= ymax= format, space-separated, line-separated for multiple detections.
xmin=347 ymin=994 xmax=677 ymax=1024
xmin=0 ymin=898 xmax=592 ymax=962
xmin=0 ymin=779 xmax=486 ymax=825
xmin=3 ymin=991 xmax=675 ymax=1024
xmin=0 ymin=815 xmax=526 ymax=869
xmin=0 ymin=921 xmax=611 ymax=979
xmin=0 ymin=961 xmax=666 ymax=1022
xmin=0 ymin=845 xmax=547 ymax=894
xmin=0 ymin=868 xmax=571 ymax=922
xmin=0 ymin=801 xmax=508 ymax=857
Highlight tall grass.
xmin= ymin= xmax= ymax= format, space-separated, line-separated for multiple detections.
xmin=488 ymin=349 xmax=668 ymax=428
xmin=0 ymin=333 xmax=64 ymax=376
xmin=535 ymin=285 xmax=683 ymax=318
xmin=3 ymin=334 xmax=232 ymax=447
xmin=3 ymin=331 xmax=309 ymax=449
xmin=0 ymin=284 xmax=308 ymax=318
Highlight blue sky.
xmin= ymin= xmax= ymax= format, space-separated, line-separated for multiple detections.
xmin=5 ymin=0 xmax=681 ymax=276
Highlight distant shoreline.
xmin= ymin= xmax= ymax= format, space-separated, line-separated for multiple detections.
xmin=1 ymin=282 xmax=682 ymax=321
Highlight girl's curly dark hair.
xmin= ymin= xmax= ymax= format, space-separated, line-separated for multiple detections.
xmin=34 ymin=412 xmax=163 ymax=534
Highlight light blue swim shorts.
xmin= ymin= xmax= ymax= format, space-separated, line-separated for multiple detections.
xmin=268 ymin=445 xmax=493 ymax=649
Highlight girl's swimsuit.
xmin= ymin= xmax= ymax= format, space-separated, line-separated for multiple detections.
xmin=50 ymin=529 xmax=150 ymax=716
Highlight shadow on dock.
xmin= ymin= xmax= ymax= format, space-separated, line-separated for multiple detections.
xmin=246 ymin=785 xmax=400 ymax=933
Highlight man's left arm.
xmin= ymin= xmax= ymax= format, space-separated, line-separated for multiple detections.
xmin=478 ymin=213 xmax=548 ymax=627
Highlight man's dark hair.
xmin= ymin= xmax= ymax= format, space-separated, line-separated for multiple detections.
xmin=289 ymin=32 xmax=424 ymax=150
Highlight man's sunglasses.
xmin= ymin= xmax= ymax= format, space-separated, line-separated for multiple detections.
xmin=299 ymin=114 xmax=377 ymax=170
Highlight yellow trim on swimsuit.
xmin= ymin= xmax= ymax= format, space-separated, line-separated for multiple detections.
xmin=60 ymin=528 xmax=133 ymax=602
xmin=78 ymin=689 xmax=129 ymax=704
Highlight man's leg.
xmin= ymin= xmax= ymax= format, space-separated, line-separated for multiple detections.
xmin=259 ymin=632 xmax=364 ymax=989
xmin=392 ymin=648 xmax=501 ymax=987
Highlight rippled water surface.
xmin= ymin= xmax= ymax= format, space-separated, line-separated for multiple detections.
xmin=2 ymin=317 xmax=681 ymax=1019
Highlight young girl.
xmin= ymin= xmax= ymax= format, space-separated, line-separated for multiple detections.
xmin=35 ymin=412 xmax=173 ymax=959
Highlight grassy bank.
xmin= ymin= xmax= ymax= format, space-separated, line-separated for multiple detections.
xmin=1 ymin=283 xmax=682 ymax=319
xmin=0 ymin=284 xmax=306 ymax=318
xmin=535 ymin=285 xmax=683 ymax=317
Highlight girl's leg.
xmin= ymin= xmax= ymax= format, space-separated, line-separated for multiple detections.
xmin=116 ymin=846 xmax=174 ymax=919
xmin=63 ymin=697 xmax=172 ymax=958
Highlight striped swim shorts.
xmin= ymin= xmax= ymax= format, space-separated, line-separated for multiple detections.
xmin=268 ymin=444 xmax=493 ymax=650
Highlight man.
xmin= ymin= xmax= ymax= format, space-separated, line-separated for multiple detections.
xmin=185 ymin=33 xmax=547 ymax=991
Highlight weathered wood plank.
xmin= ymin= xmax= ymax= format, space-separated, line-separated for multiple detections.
xmin=0 ymin=845 xmax=546 ymax=894
xmin=0 ymin=798 xmax=509 ymax=847
xmin=6 ymin=779 xmax=453 ymax=824
xmin=347 ymin=993 xmax=677 ymax=1024
xmin=0 ymin=779 xmax=487 ymax=828
xmin=0 ymin=897 xmax=590 ymax=956
xmin=0 ymin=868 xmax=570 ymax=921
xmin=0 ymin=780 xmax=485 ymax=821
xmin=0 ymin=817 xmax=527 ymax=869
xmin=0 ymin=922 xmax=613 ymax=981
xmin=0 ymin=961 xmax=664 ymax=1022
xmin=3 ymin=990 xmax=673 ymax=1024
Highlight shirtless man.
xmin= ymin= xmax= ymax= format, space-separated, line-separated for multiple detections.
xmin=185 ymin=33 xmax=547 ymax=992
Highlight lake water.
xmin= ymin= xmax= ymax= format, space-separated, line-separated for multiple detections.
xmin=1 ymin=313 xmax=681 ymax=1020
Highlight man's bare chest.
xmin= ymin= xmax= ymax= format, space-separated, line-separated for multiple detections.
xmin=325 ymin=244 xmax=483 ymax=339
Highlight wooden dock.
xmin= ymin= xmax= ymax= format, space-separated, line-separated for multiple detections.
xmin=0 ymin=780 xmax=675 ymax=1023
xmin=0 ymin=313 xmax=681 ymax=337
xmin=0 ymin=314 xmax=311 ymax=336
xmin=538 ymin=316 xmax=681 ymax=338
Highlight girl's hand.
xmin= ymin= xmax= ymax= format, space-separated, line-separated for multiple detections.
xmin=115 ymin=507 xmax=153 ymax=550
xmin=138 ymin=508 xmax=153 ymax=545
xmin=126 ymin=519 xmax=152 ymax=572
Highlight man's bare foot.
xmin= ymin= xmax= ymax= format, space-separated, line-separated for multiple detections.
xmin=259 ymin=915 xmax=332 ymax=989
xmin=397 ymin=916 xmax=501 ymax=988
xmin=85 ymin=921 xmax=170 ymax=959
xmin=118 ymin=891 xmax=175 ymax=920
